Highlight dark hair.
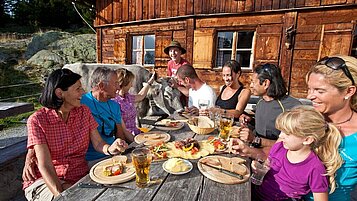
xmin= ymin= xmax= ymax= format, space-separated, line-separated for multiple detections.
xmin=176 ymin=64 xmax=198 ymax=80
xmin=39 ymin=68 xmax=81 ymax=109
xmin=223 ymin=60 xmax=242 ymax=75
xmin=223 ymin=60 xmax=243 ymax=85
xmin=254 ymin=63 xmax=287 ymax=99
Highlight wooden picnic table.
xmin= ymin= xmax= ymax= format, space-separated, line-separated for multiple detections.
xmin=56 ymin=124 xmax=251 ymax=201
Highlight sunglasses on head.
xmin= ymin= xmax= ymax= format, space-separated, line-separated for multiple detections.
xmin=318 ymin=57 xmax=355 ymax=85
xmin=261 ymin=63 xmax=273 ymax=79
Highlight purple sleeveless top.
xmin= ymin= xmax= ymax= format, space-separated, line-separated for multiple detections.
xmin=113 ymin=93 xmax=140 ymax=135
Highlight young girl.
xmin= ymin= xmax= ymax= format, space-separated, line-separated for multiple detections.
xmin=113 ymin=68 xmax=155 ymax=135
xmin=254 ymin=105 xmax=343 ymax=201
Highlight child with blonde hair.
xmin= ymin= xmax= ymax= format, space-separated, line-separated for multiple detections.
xmin=254 ymin=105 xmax=343 ymax=201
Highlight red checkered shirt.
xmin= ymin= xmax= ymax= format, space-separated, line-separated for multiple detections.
xmin=23 ymin=105 xmax=98 ymax=189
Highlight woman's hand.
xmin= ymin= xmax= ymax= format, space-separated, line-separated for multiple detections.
xmin=108 ymin=139 xmax=128 ymax=155
xmin=239 ymin=127 xmax=255 ymax=143
xmin=22 ymin=148 xmax=38 ymax=182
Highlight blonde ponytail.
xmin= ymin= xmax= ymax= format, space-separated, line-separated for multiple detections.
xmin=314 ymin=123 xmax=343 ymax=193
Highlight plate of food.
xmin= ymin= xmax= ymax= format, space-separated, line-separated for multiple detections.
xmin=134 ymin=131 xmax=171 ymax=146
xmin=89 ymin=155 xmax=136 ymax=184
xmin=155 ymin=119 xmax=185 ymax=131
xmin=163 ymin=158 xmax=193 ymax=175
xmin=173 ymin=109 xmax=192 ymax=120
xmin=165 ymin=138 xmax=215 ymax=159
xmin=197 ymin=155 xmax=249 ymax=184
xmin=149 ymin=141 xmax=170 ymax=161
xmin=207 ymin=136 xmax=228 ymax=153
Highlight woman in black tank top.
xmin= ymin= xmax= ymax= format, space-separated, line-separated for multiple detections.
xmin=215 ymin=60 xmax=251 ymax=119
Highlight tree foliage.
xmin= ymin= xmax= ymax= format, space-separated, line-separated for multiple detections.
xmin=1 ymin=0 xmax=95 ymax=32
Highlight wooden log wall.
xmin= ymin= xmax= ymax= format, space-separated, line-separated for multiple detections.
xmin=95 ymin=0 xmax=356 ymax=26
xmin=95 ymin=0 xmax=357 ymax=98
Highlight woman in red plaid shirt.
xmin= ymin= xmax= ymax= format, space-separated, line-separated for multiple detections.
xmin=23 ymin=69 xmax=128 ymax=200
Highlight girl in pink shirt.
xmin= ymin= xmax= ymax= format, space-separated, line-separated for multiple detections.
xmin=253 ymin=105 xmax=343 ymax=201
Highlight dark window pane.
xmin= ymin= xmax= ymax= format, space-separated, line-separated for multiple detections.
xmin=144 ymin=35 xmax=155 ymax=49
xmin=217 ymin=32 xmax=233 ymax=48
xmin=216 ymin=50 xmax=232 ymax=67
xmin=144 ymin=51 xmax=155 ymax=64
xmin=236 ymin=51 xmax=251 ymax=67
xmin=237 ymin=31 xmax=254 ymax=49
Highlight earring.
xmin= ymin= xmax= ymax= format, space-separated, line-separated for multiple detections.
xmin=344 ymin=96 xmax=349 ymax=100
xmin=302 ymin=142 xmax=309 ymax=145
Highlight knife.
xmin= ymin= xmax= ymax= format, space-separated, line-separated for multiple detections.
xmin=77 ymin=182 xmax=134 ymax=190
xmin=200 ymin=162 xmax=244 ymax=180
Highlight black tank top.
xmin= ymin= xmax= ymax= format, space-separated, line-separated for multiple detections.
xmin=215 ymin=85 xmax=244 ymax=109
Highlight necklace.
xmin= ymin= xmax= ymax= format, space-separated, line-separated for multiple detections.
xmin=334 ymin=111 xmax=354 ymax=125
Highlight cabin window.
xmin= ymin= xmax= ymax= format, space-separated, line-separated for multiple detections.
xmin=132 ymin=35 xmax=155 ymax=66
xmin=216 ymin=31 xmax=255 ymax=69
xmin=352 ymin=27 xmax=357 ymax=58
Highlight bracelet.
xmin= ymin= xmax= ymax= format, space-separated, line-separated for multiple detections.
xmin=106 ymin=145 xmax=114 ymax=156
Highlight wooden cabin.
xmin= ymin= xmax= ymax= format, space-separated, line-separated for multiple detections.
xmin=86 ymin=0 xmax=357 ymax=98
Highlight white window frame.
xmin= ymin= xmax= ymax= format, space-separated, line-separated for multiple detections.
xmin=215 ymin=31 xmax=256 ymax=70
xmin=131 ymin=35 xmax=155 ymax=66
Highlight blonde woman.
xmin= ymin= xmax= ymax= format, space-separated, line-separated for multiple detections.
xmin=113 ymin=68 xmax=155 ymax=135
xmin=305 ymin=55 xmax=357 ymax=201
xmin=253 ymin=105 xmax=342 ymax=201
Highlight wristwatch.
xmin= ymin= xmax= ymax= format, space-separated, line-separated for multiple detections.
xmin=251 ymin=136 xmax=262 ymax=148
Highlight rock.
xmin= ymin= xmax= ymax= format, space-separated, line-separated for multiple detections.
xmin=24 ymin=31 xmax=72 ymax=59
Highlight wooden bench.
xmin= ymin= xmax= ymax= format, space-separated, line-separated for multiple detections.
xmin=0 ymin=139 xmax=27 ymax=200
xmin=0 ymin=102 xmax=34 ymax=119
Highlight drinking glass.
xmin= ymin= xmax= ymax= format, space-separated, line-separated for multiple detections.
xmin=132 ymin=148 xmax=152 ymax=188
xmin=250 ymin=154 xmax=271 ymax=185
xmin=218 ymin=113 xmax=234 ymax=141
xmin=198 ymin=99 xmax=210 ymax=110
xmin=209 ymin=106 xmax=221 ymax=129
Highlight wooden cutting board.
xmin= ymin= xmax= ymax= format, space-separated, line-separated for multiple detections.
xmin=134 ymin=131 xmax=170 ymax=145
xmin=89 ymin=156 xmax=136 ymax=185
xmin=197 ymin=155 xmax=250 ymax=184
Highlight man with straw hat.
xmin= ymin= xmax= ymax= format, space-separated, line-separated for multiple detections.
xmin=164 ymin=40 xmax=190 ymax=77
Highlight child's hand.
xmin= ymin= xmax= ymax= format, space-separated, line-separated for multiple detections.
xmin=148 ymin=71 xmax=156 ymax=85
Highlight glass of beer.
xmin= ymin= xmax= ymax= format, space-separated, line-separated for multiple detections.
xmin=132 ymin=147 xmax=152 ymax=188
xmin=218 ymin=113 xmax=234 ymax=141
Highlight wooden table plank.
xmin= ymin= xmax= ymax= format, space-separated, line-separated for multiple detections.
xmin=57 ymin=176 xmax=107 ymax=201
xmin=152 ymin=161 xmax=203 ymax=201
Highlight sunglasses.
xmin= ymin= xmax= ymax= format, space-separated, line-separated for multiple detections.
xmin=318 ymin=57 xmax=355 ymax=85
xmin=261 ymin=63 xmax=273 ymax=79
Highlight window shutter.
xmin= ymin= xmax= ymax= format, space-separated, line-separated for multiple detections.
xmin=193 ymin=29 xmax=215 ymax=69
xmin=318 ymin=22 xmax=354 ymax=60
xmin=254 ymin=24 xmax=283 ymax=65
xmin=114 ymin=31 xmax=128 ymax=64
xmin=155 ymin=31 xmax=173 ymax=68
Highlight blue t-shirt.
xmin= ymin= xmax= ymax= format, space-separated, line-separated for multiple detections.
xmin=304 ymin=132 xmax=357 ymax=201
xmin=81 ymin=92 xmax=122 ymax=161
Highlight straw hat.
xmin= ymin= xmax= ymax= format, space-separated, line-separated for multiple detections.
xmin=164 ymin=41 xmax=187 ymax=55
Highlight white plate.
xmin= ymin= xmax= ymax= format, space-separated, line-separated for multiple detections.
xmin=162 ymin=159 xmax=193 ymax=175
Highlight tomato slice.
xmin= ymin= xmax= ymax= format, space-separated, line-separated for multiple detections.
xmin=113 ymin=169 xmax=122 ymax=176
